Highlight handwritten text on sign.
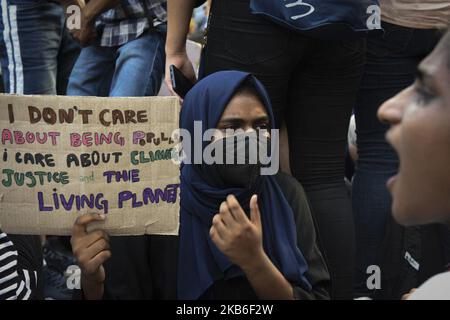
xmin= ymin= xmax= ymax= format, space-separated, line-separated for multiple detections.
xmin=0 ymin=95 xmax=181 ymax=235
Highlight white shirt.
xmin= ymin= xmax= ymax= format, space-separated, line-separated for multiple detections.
xmin=408 ymin=272 xmax=450 ymax=300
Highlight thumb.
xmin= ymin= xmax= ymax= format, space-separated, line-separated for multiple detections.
xmin=250 ymin=195 xmax=261 ymax=228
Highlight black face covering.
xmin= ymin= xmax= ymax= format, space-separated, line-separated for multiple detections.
xmin=216 ymin=160 xmax=261 ymax=189
xmin=199 ymin=132 xmax=271 ymax=189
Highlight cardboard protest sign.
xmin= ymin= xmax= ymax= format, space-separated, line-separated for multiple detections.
xmin=0 ymin=94 xmax=181 ymax=236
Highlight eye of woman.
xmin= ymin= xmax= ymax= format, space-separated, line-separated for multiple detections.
xmin=217 ymin=119 xmax=243 ymax=132
xmin=254 ymin=121 xmax=269 ymax=131
xmin=414 ymin=71 xmax=438 ymax=105
xmin=416 ymin=83 xmax=437 ymax=105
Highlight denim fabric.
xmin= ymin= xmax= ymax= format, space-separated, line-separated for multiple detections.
xmin=67 ymin=24 xmax=166 ymax=97
xmin=0 ymin=0 xmax=79 ymax=94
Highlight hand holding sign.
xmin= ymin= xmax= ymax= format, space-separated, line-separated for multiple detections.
xmin=71 ymin=213 xmax=110 ymax=279
xmin=71 ymin=213 xmax=110 ymax=299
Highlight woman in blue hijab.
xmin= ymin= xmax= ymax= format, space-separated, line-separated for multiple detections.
xmin=178 ymin=70 xmax=330 ymax=300
xmin=68 ymin=70 xmax=329 ymax=300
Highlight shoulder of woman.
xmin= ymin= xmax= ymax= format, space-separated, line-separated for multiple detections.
xmin=274 ymin=171 xmax=307 ymax=201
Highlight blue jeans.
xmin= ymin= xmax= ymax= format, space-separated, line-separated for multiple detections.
xmin=67 ymin=25 xmax=166 ymax=97
xmin=353 ymin=22 xmax=442 ymax=297
xmin=0 ymin=0 xmax=80 ymax=94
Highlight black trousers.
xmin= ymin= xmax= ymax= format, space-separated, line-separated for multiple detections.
xmin=202 ymin=0 xmax=366 ymax=299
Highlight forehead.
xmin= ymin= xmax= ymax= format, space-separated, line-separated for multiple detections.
xmin=219 ymin=93 xmax=267 ymax=120
xmin=431 ymin=30 xmax=450 ymax=67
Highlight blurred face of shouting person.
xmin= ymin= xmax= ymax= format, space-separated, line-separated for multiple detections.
xmin=378 ymin=30 xmax=450 ymax=227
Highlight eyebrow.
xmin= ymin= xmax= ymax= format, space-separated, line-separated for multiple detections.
xmin=217 ymin=118 xmax=244 ymax=126
xmin=218 ymin=115 xmax=270 ymax=124
xmin=416 ymin=66 xmax=435 ymax=88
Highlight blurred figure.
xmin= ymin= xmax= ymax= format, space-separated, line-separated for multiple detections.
xmin=188 ymin=2 xmax=208 ymax=43
xmin=353 ymin=0 xmax=450 ymax=298
xmin=378 ymin=29 xmax=450 ymax=299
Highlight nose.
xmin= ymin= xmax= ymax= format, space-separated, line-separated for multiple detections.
xmin=377 ymin=86 xmax=411 ymax=125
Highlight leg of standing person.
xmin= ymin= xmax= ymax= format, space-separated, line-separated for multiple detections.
xmin=201 ymin=0 xmax=292 ymax=127
xmin=352 ymin=22 xmax=443 ymax=298
xmin=0 ymin=0 xmax=66 ymax=94
xmin=200 ymin=0 xmax=295 ymax=175
xmin=286 ymin=37 xmax=366 ymax=299
xmin=66 ymin=44 xmax=115 ymax=97
xmin=0 ymin=1 xmax=69 ymax=300
xmin=109 ymin=26 xmax=166 ymax=97
xmin=56 ymin=23 xmax=80 ymax=95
